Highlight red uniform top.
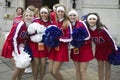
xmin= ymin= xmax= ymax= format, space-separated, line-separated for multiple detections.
xmin=70 ymin=21 xmax=93 ymax=62
xmin=48 ymin=20 xmax=72 ymax=62
xmin=1 ymin=21 xmax=28 ymax=58
xmin=50 ymin=11 xmax=58 ymax=25
xmin=13 ymin=15 xmax=23 ymax=25
xmin=58 ymin=21 xmax=71 ymax=40
xmin=32 ymin=17 xmax=41 ymax=23
xmin=89 ymin=27 xmax=117 ymax=60
xmin=29 ymin=19 xmax=51 ymax=58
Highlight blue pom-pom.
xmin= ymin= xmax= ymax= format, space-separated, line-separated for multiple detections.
xmin=108 ymin=51 xmax=120 ymax=65
xmin=71 ymin=28 xmax=88 ymax=47
xmin=117 ymin=46 xmax=120 ymax=51
xmin=43 ymin=25 xmax=63 ymax=47
xmin=24 ymin=45 xmax=33 ymax=60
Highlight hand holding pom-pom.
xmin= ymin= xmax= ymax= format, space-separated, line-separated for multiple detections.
xmin=43 ymin=25 xmax=63 ymax=47
xmin=30 ymin=34 xmax=43 ymax=42
xmin=27 ymin=22 xmax=46 ymax=34
xmin=108 ymin=50 xmax=120 ymax=65
xmin=27 ymin=22 xmax=46 ymax=42
xmin=12 ymin=44 xmax=32 ymax=68
xmin=71 ymin=28 xmax=88 ymax=47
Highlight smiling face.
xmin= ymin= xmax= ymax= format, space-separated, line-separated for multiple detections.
xmin=87 ymin=14 xmax=98 ymax=27
xmin=40 ymin=11 xmax=49 ymax=20
xmin=68 ymin=13 xmax=77 ymax=22
xmin=23 ymin=11 xmax=34 ymax=25
xmin=16 ymin=9 xmax=23 ymax=16
xmin=56 ymin=10 xmax=64 ymax=19
xmin=40 ymin=7 xmax=49 ymax=21
xmin=56 ymin=6 xmax=65 ymax=20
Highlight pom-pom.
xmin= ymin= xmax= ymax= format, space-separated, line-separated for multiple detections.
xmin=12 ymin=44 xmax=32 ymax=68
xmin=108 ymin=51 xmax=120 ymax=65
xmin=27 ymin=22 xmax=46 ymax=42
xmin=27 ymin=22 xmax=46 ymax=34
xmin=30 ymin=34 xmax=43 ymax=42
xmin=71 ymin=28 xmax=88 ymax=47
xmin=24 ymin=45 xmax=33 ymax=59
xmin=43 ymin=25 xmax=63 ymax=47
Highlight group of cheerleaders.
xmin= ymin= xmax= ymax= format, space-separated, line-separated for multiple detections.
xmin=1 ymin=3 xmax=118 ymax=80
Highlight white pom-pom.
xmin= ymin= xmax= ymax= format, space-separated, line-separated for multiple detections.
xmin=12 ymin=45 xmax=32 ymax=68
xmin=30 ymin=34 xmax=43 ymax=42
xmin=28 ymin=23 xmax=46 ymax=35
xmin=36 ymin=24 xmax=46 ymax=34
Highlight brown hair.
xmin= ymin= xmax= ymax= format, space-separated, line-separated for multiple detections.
xmin=16 ymin=7 xmax=24 ymax=15
xmin=86 ymin=13 xmax=106 ymax=31
xmin=39 ymin=6 xmax=50 ymax=21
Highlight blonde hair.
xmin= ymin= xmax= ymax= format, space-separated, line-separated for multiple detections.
xmin=34 ymin=8 xmax=40 ymax=17
xmin=68 ymin=9 xmax=79 ymax=21
xmin=26 ymin=5 xmax=35 ymax=12
xmin=53 ymin=4 xmax=60 ymax=11
xmin=22 ymin=10 xmax=34 ymax=20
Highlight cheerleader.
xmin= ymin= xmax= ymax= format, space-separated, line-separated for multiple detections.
xmin=50 ymin=4 xmax=60 ymax=25
xmin=68 ymin=9 xmax=93 ymax=80
xmin=1 ymin=10 xmax=34 ymax=80
xmin=13 ymin=7 xmax=24 ymax=25
xmin=86 ymin=13 xmax=118 ymax=80
xmin=28 ymin=6 xmax=51 ymax=80
xmin=48 ymin=5 xmax=72 ymax=80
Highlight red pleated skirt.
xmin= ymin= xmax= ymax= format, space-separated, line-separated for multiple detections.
xmin=29 ymin=41 xmax=48 ymax=58
xmin=48 ymin=42 xmax=69 ymax=62
xmin=1 ymin=40 xmax=13 ymax=58
xmin=95 ymin=46 xmax=112 ymax=61
xmin=71 ymin=41 xmax=93 ymax=62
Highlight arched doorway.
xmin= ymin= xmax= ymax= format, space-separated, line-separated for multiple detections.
xmin=25 ymin=0 xmax=59 ymax=9
xmin=25 ymin=0 xmax=42 ymax=9
xmin=42 ymin=0 xmax=59 ymax=9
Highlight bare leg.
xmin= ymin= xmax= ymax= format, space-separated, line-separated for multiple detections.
xmin=17 ymin=68 xmax=25 ymax=80
xmin=11 ymin=68 xmax=24 ymax=80
xmin=48 ymin=59 xmax=54 ymax=74
xmin=32 ymin=58 xmax=40 ymax=80
xmin=73 ymin=61 xmax=81 ymax=80
xmin=52 ymin=61 xmax=63 ymax=80
xmin=97 ymin=60 xmax=104 ymax=80
xmin=10 ymin=58 xmax=15 ymax=64
xmin=79 ymin=62 xmax=89 ymax=80
xmin=105 ymin=61 xmax=111 ymax=80
xmin=39 ymin=57 xmax=47 ymax=80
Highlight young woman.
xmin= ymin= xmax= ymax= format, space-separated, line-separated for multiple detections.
xmin=50 ymin=4 xmax=60 ymax=25
xmin=68 ymin=9 xmax=93 ymax=80
xmin=29 ymin=6 xmax=51 ymax=80
xmin=13 ymin=7 xmax=24 ymax=25
xmin=48 ymin=5 xmax=72 ymax=80
xmin=1 ymin=10 xmax=34 ymax=80
xmin=86 ymin=13 xmax=118 ymax=80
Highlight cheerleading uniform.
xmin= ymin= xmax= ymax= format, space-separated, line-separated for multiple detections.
xmin=29 ymin=19 xmax=51 ymax=58
xmin=48 ymin=19 xmax=72 ymax=62
xmin=89 ymin=27 xmax=117 ymax=60
xmin=32 ymin=17 xmax=40 ymax=23
xmin=13 ymin=15 xmax=22 ymax=25
xmin=70 ymin=21 xmax=93 ymax=62
xmin=1 ymin=21 xmax=28 ymax=58
xmin=50 ymin=11 xmax=58 ymax=25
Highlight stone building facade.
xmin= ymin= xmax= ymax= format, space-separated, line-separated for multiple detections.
xmin=0 ymin=0 xmax=120 ymax=44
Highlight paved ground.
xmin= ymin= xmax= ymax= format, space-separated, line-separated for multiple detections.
xmin=0 ymin=33 xmax=120 ymax=80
